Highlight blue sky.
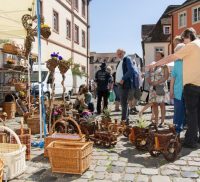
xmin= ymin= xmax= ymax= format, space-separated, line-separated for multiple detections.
xmin=90 ymin=0 xmax=185 ymax=57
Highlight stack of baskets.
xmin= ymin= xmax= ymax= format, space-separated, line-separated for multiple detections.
xmin=0 ymin=126 xmax=26 ymax=180
xmin=44 ymin=117 xmax=85 ymax=157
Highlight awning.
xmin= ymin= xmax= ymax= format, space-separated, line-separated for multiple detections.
xmin=0 ymin=0 xmax=35 ymax=39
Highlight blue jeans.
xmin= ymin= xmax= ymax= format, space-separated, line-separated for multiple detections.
xmin=174 ymin=97 xmax=185 ymax=133
xmin=113 ymin=85 xmax=120 ymax=102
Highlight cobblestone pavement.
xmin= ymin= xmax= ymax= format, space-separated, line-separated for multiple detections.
xmin=2 ymin=104 xmax=200 ymax=182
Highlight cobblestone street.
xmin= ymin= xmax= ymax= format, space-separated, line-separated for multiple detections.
xmin=4 ymin=104 xmax=200 ymax=182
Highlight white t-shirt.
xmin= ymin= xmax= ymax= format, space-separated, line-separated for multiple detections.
xmin=116 ymin=60 xmax=123 ymax=83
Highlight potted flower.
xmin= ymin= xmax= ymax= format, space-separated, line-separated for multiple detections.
xmin=46 ymin=52 xmax=61 ymax=71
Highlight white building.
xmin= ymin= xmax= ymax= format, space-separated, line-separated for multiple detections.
xmin=14 ymin=0 xmax=91 ymax=93
xmin=89 ymin=52 xmax=143 ymax=81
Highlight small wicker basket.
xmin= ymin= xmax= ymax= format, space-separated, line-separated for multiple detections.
xmin=27 ymin=115 xmax=40 ymax=134
xmin=47 ymin=141 xmax=93 ymax=174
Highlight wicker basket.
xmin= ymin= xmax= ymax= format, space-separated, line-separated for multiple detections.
xmin=47 ymin=141 xmax=93 ymax=174
xmin=2 ymin=43 xmax=18 ymax=55
xmin=14 ymin=83 xmax=26 ymax=92
xmin=44 ymin=117 xmax=85 ymax=157
xmin=0 ymin=159 xmax=4 ymax=182
xmin=2 ymin=102 xmax=16 ymax=120
xmin=0 ymin=126 xmax=26 ymax=180
xmin=27 ymin=115 xmax=40 ymax=134
xmin=41 ymin=26 xmax=51 ymax=39
xmin=11 ymin=128 xmax=31 ymax=160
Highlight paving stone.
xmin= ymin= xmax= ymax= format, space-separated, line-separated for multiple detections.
xmin=125 ymin=167 xmax=141 ymax=174
xmin=123 ymin=174 xmax=135 ymax=181
xmin=81 ymin=171 xmax=94 ymax=179
xmin=94 ymin=172 xmax=105 ymax=180
xmin=108 ymin=166 xmax=125 ymax=173
xmin=181 ymin=171 xmax=199 ymax=178
xmin=127 ymin=163 xmax=144 ymax=167
xmin=119 ymin=157 xmax=128 ymax=162
xmin=10 ymin=180 xmax=25 ymax=182
xmin=112 ymin=161 xmax=127 ymax=167
xmin=174 ymin=160 xmax=187 ymax=166
xmin=95 ymin=166 xmax=107 ymax=172
xmin=141 ymin=168 xmax=159 ymax=175
xmin=136 ymin=175 xmax=149 ymax=182
xmin=197 ymin=179 xmax=200 ymax=182
xmin=172 ymin=177 xmax=194 ymax=182
xmin=97 ymin=160 xmax=111 ymax=166
xmin=165 ymin=165 xmax=180 ymax=170
xmin=161 ymin=169 xmax=180 ymax=177
xmin=25 ymin=166 xmax=40 ymax=174
xmin=181 ymin=166 xmax=198 ymax=171
xmin=151 ymin=175 xmax=170 ymax=182
xmin=88 ymin=164 xmax=96 ymax=171
xmin=92 ymin=155 xmax=108 ymax=160
xmin=71 ymin=180 xmax=88 ymax=182
xmin=110 ymin=173 xmax=122 ymax=181
xmin=188 ymin=161 xmax=200 ymax=167
xmin=193 ymin=158 xmax=200 ymax=162
xmin=108 ymin=155 xmax=119 ymax=161
xmin=39 ymin=176 xmax=58 ymax=182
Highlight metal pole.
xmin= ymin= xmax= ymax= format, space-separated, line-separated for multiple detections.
xmin=36 ymin=0 xmax=43 ymax=140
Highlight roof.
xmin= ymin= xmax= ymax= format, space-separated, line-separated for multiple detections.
xmin=142 ymin=5 xmax=179 ymax=43
xmin=168 ymin=0 xmax=199 ymax=14
xmin=141 ymin=24 xmax=155 ymax=40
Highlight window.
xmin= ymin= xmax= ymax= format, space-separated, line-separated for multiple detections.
xmin=53 ymin=10 xmax=59 ymax=32
xmin=66 ymin=20 xmax=71 ymax=39
xmin=82 ymin=30 xmax=86 ymax=47
xmin=82 ymin=0 xmax=86 ymax=17
xmin=74 ymin=25 xmax=79 ymax=44
xmin=81 ymin=66 xmax=86 ymax=73
xmin=40 ymin=1 xmax=43 ymax=17
xmin=178 ymin=11 xmax=187 ymax=28
xmin=192 ymin=6 xmax=200 ymax=24
xmin=74 ymin=0 xmax=79 ymax=11
xmin=163 ymin=25 xmax=171 ymax=35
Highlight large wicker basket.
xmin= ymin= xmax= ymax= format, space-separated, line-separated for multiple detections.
xmin=27 ymin=115 xmax=40 ymax=134
xmin=0 ymin=126 xmax=26 ymax=180
xmin=11 ymin=128 xmax=31 ymax=160
xmin=2 ymin=94 xmax=16 ymax=119
xmin=0 ymin=159 xmax=4 ymax=182
xmin=47 ymin=141 xmax=93 ymax=174
xmin=2 ymin=43 xmax=18 ymax=55
xmin=44 ymin=117 xmax=85 ymax=157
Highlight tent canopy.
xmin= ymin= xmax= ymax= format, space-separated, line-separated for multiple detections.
xmin=0 ymin=0 xmax=35 ymax=39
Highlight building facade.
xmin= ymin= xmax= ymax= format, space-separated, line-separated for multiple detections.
xmin=14 ymin=0 xmax=90 ymax=92
xmin=89 ymin=52 xmax=143 ymax=80
xmin=169 ymin=0 xmax=200 ymax=51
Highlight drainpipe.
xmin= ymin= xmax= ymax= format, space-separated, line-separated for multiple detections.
xmin=87 ymin=0 xmax=91 ymax=84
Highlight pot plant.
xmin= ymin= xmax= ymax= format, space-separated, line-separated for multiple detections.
xmin=41 ymin=24 xmax=51 ymax=39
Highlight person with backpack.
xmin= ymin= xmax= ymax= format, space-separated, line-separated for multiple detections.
xmin=95 ymin=62 xmax=112 ymax=114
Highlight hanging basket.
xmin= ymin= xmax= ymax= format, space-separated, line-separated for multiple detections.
xmin=41 ymin=27 xmax=51 ymax=39
xmin=14 ymin=83 xmax=26 ymax=92
xmin=46 ymin=58 xmax=58 ymax=71
xmin=2 ymin=43 xmax=18 ymax=55
xmin=58 ymin=61 xmax=70 ymax=74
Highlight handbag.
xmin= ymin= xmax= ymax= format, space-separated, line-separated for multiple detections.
xmin=155 ymin=85 xmax=165 ymax=96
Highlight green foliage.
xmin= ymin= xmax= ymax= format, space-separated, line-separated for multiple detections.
xmin=71 ymin=63 xmax=87 ymax=78
xmin=135 ymin=117 xmax=151 ymax=128
xmin=102 ymin=108 xmax=111 ymax=118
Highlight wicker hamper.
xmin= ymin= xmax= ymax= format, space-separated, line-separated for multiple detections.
xmin=0 ymin=126 xmax=26 ymax=180
xmin=47 ymin=141 xmax=93 ymax=174
xmin=44 ymin=117 xmax=85 ymax=157
xmin=27 ymin=115 xmax=40 ymax=134
xmin=11 ymin=128 xmax=31 ymax=160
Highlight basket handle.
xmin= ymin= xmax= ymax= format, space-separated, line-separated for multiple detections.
xmin=0 ymin=126 xmax=22 ymax=148
xmin=50 ymin=117 xmax=83 ymax=137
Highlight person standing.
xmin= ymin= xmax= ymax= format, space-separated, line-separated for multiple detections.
xmin=116 ymin=49 xmax=135 ymax=124
xmin=147 ymin=28 xmax=200 ymax=148
xmin=170 ymin=43 xmax=185 ymax=133
xmin=95 ymin=62 xmax=112 ymax=114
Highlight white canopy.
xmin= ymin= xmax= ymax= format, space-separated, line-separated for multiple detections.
xmin=0 ymin=0 xmax=34 ymax=39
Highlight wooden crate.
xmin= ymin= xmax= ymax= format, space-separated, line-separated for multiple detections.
xmin=47 ymin=141 xmax=93 ymax=174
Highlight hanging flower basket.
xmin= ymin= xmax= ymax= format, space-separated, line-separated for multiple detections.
xmin=58 ymin=60 xmax=71 ymax=74
xmin=41 ymin=25 xmax=51 ymax=39
xmin=46 ymin=58 xmax=58 ymax=72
